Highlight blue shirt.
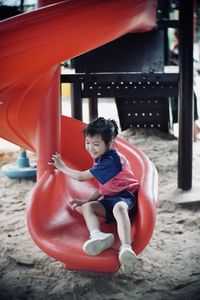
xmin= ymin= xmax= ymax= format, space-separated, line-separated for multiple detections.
xmin=90 ymin=149 xmax=138 ymax=196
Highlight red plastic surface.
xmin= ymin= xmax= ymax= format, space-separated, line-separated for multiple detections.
xmin=27 ymin=116 xmax=158 ymax=272
xmin=0 ymin=0 xmax=158 ymax=272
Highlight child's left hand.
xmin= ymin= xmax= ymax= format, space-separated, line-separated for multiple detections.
xmin=69 ymin=199 xmax=85 ymax=209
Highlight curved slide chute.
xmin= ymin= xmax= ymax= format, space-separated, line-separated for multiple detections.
xmin=28 ymin=116 xmax=158 ymax=272
xmin=0 ymin=0 xmax=158 ymax=272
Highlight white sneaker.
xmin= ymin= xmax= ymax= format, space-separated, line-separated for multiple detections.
xmin=83 ymin=232 xmax=114 ymax=256
xmin=119 ymin=247 xmax=137 ymax=272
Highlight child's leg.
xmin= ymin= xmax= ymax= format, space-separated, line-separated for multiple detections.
xmin=113 ymin=201 xmax=132 ymax=246
xmin=81 ymin=201 xmax=105 ymax=233
xmin=81 ymin=201 xmax=114 ymax=255
xmin=113 ymin=202 xmax=137 ymax=270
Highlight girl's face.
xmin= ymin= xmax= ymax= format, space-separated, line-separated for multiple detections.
xmin=85 ymin=134 xmax=110 ymax=159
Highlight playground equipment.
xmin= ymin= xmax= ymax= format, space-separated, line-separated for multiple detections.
xmin=62 ymin=1 xmax=195 ymax=191
xmin=1 ymin=148 xmax=36 ymax=178
xmin=68 ymin=30 xmax=178 ymax=133
xmin=0 ymin=0 xmax=159 ymax=272
xmin=27 ymin=116 xmax=158 ymax=272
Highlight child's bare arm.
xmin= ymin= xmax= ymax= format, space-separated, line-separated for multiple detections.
xmin=49 ymin=153 xmax=94 ymax=181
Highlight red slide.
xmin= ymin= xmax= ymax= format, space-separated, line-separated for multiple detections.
xmin=0 ymin=0 xmax=158 ymax=272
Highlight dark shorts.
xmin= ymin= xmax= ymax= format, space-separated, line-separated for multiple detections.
xmin=99 ymin=190 xmax=137 ymax=224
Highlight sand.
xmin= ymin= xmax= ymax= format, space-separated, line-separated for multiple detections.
xmin=0 ymin=126 xmax=200 ymax=300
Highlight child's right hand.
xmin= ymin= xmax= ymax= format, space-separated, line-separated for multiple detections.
xmin=49 ymin=152 xmax=65 ymax=172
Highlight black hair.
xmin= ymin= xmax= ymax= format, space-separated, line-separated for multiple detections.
xmin=83 ymin=117 xmax=119 ymax=145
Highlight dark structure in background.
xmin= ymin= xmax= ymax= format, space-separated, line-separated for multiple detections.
xmin=62 ymin=0 xmax=194 ymax=191
xmin=0 ymin=5 xmax=21 ymax=20
xmin=71 ymin=30 xmax=177 ymax=133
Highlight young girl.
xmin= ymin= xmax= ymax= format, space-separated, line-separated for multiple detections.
xmin=50 ymin=117 xmax=139 ymax=271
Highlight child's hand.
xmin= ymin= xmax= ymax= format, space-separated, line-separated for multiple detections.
xmin=69 ymin=199 xmax=85 ymax=209
xmin=49 ymin=152 xmax=65 ymax=172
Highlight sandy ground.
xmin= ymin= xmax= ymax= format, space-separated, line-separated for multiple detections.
xmin=0 ymin=100 xmax=200 ymax=299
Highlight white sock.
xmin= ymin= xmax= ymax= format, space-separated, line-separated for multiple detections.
xmin=90 ymin=229 xmax=102 ymax=238
xmin=119 ymin=244 xmax=132 ymax=252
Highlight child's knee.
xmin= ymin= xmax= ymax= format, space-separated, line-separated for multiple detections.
xmin=113 ymin=202 xmax=128 ymax=217
xmin=82 ymin=201 xmax=91 ymax=212
xmin=82 ymin=201 xmax=96 ymax=212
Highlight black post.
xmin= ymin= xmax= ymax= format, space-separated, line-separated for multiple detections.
xmin=88 ymin=97 xmax=98 ymax=121
xmin=178 ymin=0 xmax=194 ymax=190
xmin=70 ymin=83 xmax=82 ymax=121
xmin=20 ymin=0 xmax=24 ymax=13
